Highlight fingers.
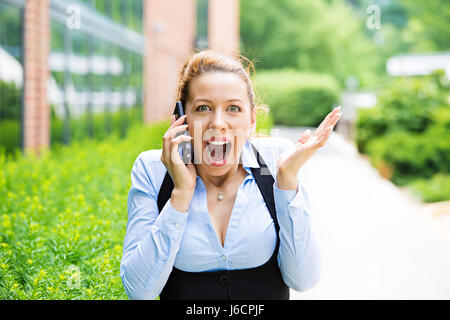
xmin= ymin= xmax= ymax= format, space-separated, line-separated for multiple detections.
xmin=169 ymin=114 xmax=186 ymax=129
xmin=171 ymin=134 xmax=193 ymax=145
xmin=167 ymin=124 xmax=189 ymax=138
xmin=297 ymin=129 xmax=312 ymax=144
xmin=170 ymin=135 xmax=192 ymax=164
xmin=315 ymin=125 xmax=334 ymax=147
xmin=163 ymin=122 xmax=188 ymax=161
xmin=330 ymin=109 xmax=342 ymax=126
xmin=163 ymin=124 xmax=188 ymax=149
xmin=321 ymin=107 xmax=340 ymax=130
xmin=316 ymin=106 xmax=342 ymax=134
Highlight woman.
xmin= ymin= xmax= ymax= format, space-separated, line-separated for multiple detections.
xmin=120 ymin=50 xmax=342 ymax=300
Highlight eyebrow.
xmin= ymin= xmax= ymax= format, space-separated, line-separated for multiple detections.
xmin=193 ymin=98 xmax=243 ymax=104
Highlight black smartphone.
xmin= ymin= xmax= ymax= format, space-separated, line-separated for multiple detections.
xmin=173 ymin=101 xmax=193 ymax=164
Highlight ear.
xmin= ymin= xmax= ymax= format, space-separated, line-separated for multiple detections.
xmin=250 ymin=108 xmax=257 ymax=133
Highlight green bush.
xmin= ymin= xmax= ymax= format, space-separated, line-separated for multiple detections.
xmin=254 ymin=108 xmax=274 ymax=136
xmin=355 ymin=76 xmax=450 ymax=202
xmin=253 ymin=70 xmax=340 ymax=127
xmin=50 ymin=105 xmax=143 ymax=147
xmin=0 ymin=80 xmax=22 ymax=155
xmin=0 ymin=119 xmax=21 ymax=156
xmin=407 ymin=173 xmax=450 ymax=203
xmin=0 ymin=120 xmax=167 ymax=299
xmin=356 ymin=77 xmax=444 ymax=153
xmin=355 ymin=107 xmax=388 ymax=154
xmin=0 ymin=80 xmax=21 ymax=119
xmin=365 ymin=128 xmax=449 ymax=182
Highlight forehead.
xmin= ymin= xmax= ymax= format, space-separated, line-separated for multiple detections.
xmin=188 ymin=72 xmax=248 ymax=103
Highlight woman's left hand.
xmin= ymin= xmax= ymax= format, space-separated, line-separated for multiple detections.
xmin=276 ymin=106 xmax=342 ymax=190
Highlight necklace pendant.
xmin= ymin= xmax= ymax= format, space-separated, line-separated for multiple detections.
xmin=217 ymin=192 xmax=224 ymax=201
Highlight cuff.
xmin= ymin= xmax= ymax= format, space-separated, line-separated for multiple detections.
xmin=273 ymin=182 xmax=305 ymax=211
xmin=154 ymin=199 xmax=189 ymax=240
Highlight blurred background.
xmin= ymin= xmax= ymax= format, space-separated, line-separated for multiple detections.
xmin=0 ymin=0 xmax=449 ymax=299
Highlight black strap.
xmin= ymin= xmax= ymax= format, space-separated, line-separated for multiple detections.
xmin=157 ymin=143 xmax=279 ymax=233
xmin=248 ymin=143 xmax=279 ymax=235
xmin=157 ymin=171 xmax=174 ymax=215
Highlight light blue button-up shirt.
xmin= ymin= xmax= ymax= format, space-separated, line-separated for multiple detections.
xmin=120 ymin=137 xmax=321 ymax=300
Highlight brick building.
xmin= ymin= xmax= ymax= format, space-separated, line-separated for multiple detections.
xmin=0 ymin=0 xmax=240 ymax=158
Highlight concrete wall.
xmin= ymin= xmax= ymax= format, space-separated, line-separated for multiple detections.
xmin=208 ymin=0 xmax=240 ymax=58
xmin=143 ymin=0 xmax=241 ymax=123
xmin=143 ymin=0 xmax=196 ymax=123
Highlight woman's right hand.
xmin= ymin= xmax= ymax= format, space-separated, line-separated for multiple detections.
xmin=161 ymin=115 xmax=197 ymax=212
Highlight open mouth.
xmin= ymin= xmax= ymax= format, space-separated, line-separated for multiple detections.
xmin=204 ymin=138 xmax=232 ymax=167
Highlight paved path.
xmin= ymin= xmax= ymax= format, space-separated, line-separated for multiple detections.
xmin=272 ymin=126 xmax=450 ymax=299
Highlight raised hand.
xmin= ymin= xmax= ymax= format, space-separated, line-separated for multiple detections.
xmin=276 ymin=106 xmax=342 ymax=190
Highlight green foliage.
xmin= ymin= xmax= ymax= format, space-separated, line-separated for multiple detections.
xmin=407 ymin=174 xmax=450 ymax=203
xmin=253 ymin=70 xmax=340 ymax=127
xmin=254 ymin=108 xmax=274 ymax=136
xmin=355 ymin=77 xmax=444 ymax=153
xmin=240 ymin=0 xmax=380 ymax=88
xmin=400 ymin=0 xmax=450 ymax=51
xmin=365 ymin=129 xmax=450 ymax=182
xmin=50 ymin=105 xmax=143 ymax=147
xmin=0 ymin=80 xmax=21 ymax=119
xmin=355 ymin=76 xmax=450 ymax=202
xmin=0 ymin=119 xmax=20 ymax=156
xmin=0 ymin=120 xmax=169 ymax=299
xmin=354 ymin=107 xmax=388 ymax=154
xmin=0 ymin=80 xmax=22 ymax=155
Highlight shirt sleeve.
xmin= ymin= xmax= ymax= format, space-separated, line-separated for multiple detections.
xmin=273 ymin=164 xmax=321 ymax=292
xmin=120 ymin=153 xmax=189 ymax=300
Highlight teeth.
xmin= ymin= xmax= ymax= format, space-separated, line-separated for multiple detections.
xmin=208 ymin=141 xmax=229 ymax=146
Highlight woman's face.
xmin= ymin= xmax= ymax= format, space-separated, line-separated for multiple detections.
xmin=185 ymin=71 xmax=256 ymax=176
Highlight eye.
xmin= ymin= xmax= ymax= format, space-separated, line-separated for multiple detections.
xmin=196 ymin=105 xmax=211 ymax=112
xmin=228 ymin=105 xmax=241 ymax=112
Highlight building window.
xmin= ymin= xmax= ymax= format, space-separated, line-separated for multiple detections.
xmin=0 ymin=1 xmax=23 ymax=158
xmin=49 ymin=0 xmax=144 ymax=147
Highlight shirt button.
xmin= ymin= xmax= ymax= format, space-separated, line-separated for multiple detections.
xmin=174 ymin=222 xmax=181 ymax=229
xmin=220 ymin=255 xmax=227 ymax=261
xmin=219 ymin=274 xmax=230 ymax=286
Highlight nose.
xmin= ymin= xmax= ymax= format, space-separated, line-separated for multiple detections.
xmin=208 ymin=109 xmax=228 ymax=130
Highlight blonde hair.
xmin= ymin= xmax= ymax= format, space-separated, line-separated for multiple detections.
xmin=176 ymin=49 xmax=268 ymax=115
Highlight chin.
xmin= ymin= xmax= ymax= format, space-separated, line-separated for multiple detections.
xmin=199 ymin=164 xmax=234 ymax=177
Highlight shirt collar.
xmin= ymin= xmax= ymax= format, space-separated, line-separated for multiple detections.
xmin=240 ymin=139 xmax=260 ymax=171
xmin=195 ymin=139 xmax=260 ymax=181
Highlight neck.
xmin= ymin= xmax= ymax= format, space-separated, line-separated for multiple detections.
xmin=195 ymin=163 xmax=242 ymax=188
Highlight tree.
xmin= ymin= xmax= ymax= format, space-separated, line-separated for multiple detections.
xmin=240 ymin=0 xmax=380 ymax=88
xmin=401 ymin=0 xmax=450 ymax=51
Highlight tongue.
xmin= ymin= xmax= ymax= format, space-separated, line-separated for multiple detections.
xmin=211 ymin=145 xmax=225 ymax=161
